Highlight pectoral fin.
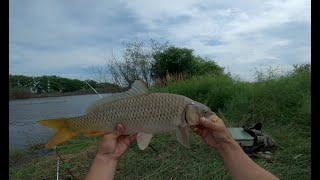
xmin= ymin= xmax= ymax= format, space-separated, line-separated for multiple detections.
xmin=137 ymin=132 xmax=153 ymax=150
xmin=176 ymin=126 xmax=190 ymax=148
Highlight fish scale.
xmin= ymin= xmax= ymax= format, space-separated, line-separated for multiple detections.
xmin=38 ymin=80 xmax=215 ymax=149
xmin=65 ymin=93 xmax=191 ymax=134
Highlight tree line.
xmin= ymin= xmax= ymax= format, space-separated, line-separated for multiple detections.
xmin=10 ymin=40 xmax=228 ymax=98
xmin=9 ymin=75 xmax=121 ymax=94
xmin=102 ymin=40 xmax=228 ymax=87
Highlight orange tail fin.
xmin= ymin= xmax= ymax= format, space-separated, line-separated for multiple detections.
xmin=38 ymin=118 xmax=77 ymax=148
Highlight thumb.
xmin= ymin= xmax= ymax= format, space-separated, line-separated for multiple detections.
xmin=199 ymin=117 xmax=216 ymax=130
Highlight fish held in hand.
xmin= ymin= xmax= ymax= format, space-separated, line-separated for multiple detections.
xmin=38 ymin=80 xmax=216 ymax=149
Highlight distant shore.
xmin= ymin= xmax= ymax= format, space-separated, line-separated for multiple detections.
xmin=9 ymin=89 xmax=121 ymax=101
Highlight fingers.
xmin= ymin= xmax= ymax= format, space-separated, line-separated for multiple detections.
xmin=102 ymin=123 xmax=127 ymax=141
xmin=103 ymin=124 xmax=135 ymax=145
xmin=191 ymin=125 xmax=202 ymax=134
xmin=191 ymin=125 xmax=209 ymax=139
xmin=199 ymin=117 xmax=216 ymax=130
xmin=115 ymin=123 xmax=126 ymax=135
xmin=103 ymin=132 xmax=119 ymax=141
xmin=118 ymin=133 xmax=137 ymax=146
xmin=129 ymin=133 xmax=137 ymax=143
xmin=192 ymin=127 xmax=200 ymax=133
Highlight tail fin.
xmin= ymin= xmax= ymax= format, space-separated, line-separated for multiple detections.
xmin=38 ymin=118 xmax=77 ymax=148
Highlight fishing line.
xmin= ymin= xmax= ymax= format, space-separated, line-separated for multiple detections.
xmin=55 ymin=146 xmax=75 ymax=179
xmin=51 ymin=81 xmax=102 ymax=178
xmin=55 ymin=146 xmax=59 ymax=180
xmin=84 ymin=81 xmax=103 ymax=99
xmin=56 ymin=158 xmax=59 ymax=180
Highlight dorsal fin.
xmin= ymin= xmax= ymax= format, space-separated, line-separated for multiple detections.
xmin=86 ymin=80 xmax=149 ymax=113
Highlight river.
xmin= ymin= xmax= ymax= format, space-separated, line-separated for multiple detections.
xmin=9 ymin=93 xmax=111 ymax=150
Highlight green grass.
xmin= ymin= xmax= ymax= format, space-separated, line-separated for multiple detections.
xmin=9 ymin=65 xmax=310 ymax=179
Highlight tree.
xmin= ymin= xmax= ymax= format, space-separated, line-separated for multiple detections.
xmin=107 ymin=40 xmax=169 ymax=87
xmin=293 ymin=63 xmax=310 ymax=74
xmin=151 ymin=47 xmax=194 ymax=80
xmin=191 ymin=56 xmax=225 ymax=76
xmin=151 ymin=47 xmax=226 ymax=83
xmin=98 ymin=40 xmax=225 ymax=87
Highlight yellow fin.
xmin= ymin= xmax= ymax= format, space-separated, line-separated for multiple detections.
xmin=38 ymin=118 xmax=77 ymax=148
xmin=84 ymin=130 xmax=105 ymax=137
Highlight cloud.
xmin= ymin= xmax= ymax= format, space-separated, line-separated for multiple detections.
xmin=10 ymin=0 xmax=310 ymax=81
xmin=122 ymin=0 xmax=310 ymax=80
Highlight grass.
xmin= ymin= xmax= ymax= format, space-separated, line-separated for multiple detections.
xmin=9 ymin=65 xmax=310 ymax=179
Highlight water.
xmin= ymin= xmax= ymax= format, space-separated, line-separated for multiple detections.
xmin=9 ymin=93 xmax=111 ymax=150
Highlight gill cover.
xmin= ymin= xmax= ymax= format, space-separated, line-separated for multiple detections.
xmin=185 ymin=102 xmax=215 ymax=126
xmin=185 ymin=104 xmax=200 ymax=126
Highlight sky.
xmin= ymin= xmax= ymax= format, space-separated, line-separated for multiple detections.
xmin=9 ymin=0 xmax=310 ymax=81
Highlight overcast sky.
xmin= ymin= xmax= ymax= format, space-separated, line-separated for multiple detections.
xmin=9 ymin=0 xmax=310 ymax=81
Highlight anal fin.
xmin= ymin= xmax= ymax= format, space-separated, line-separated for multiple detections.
xmin=137 ymin=132 xmax=153 ymax=150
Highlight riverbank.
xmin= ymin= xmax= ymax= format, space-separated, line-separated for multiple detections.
xmin=9 ymin=66 xmax=310 ymax=179
xmin=9 ymin=75 xmax=124 ymax=100
xmin=9 ymin=88 xmax=123 ymax=101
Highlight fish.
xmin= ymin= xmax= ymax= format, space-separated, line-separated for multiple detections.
xmin=38 ymin=80 xmax=216 ymax=150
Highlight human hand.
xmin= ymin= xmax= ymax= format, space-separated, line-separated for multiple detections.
xmin=191 ymin=116 xmax=235 ymax=154
xmin=96 ymin=124 xmax=137 ymax=161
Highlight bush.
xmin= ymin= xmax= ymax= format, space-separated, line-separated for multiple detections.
xmin=155 ymin=64 xmax=310 ymax=126
xmin=152 ymin=47 xmax=194 ymax=79
xmin=151 ymin=47 xmax=226 ymax=83
xmin=154 ymin=75 xmax=235 ymax=112
xmin=9 ymin=87 xmax=33 ymax=99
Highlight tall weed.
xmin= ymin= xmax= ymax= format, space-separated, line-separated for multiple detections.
xmin=155 ymin=65 xmax=310 ymax=126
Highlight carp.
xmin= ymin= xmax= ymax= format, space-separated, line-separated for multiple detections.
xmin=39 ymin=80 xmax=216 ymax=150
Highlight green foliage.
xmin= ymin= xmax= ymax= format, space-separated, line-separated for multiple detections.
xmin=292 ymin=63 xmax=311 ymax=75
xmin=9 ymin=75 xmax=121 ymax=97
xmin=9 ymin=64 xmax=310 ymax=179
xmin=107 ymin=40 xmax=225 ymax=87
xmin=155 ymin=75 xmax=234 ymax=112
xmin=9 ymin=75 xmax=85 ymax=93
xmin=151 ymin=46 xmax=226 ymax=80
xmin=191 ymin=56 xmax=225 ymax=76
xmin=9 ymin=75 xmax=30 ymax=88
xmin=152 ymin=47 xmax=195 ymax=78
xmin=155 ymin=64 xmax=310 ymax=127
